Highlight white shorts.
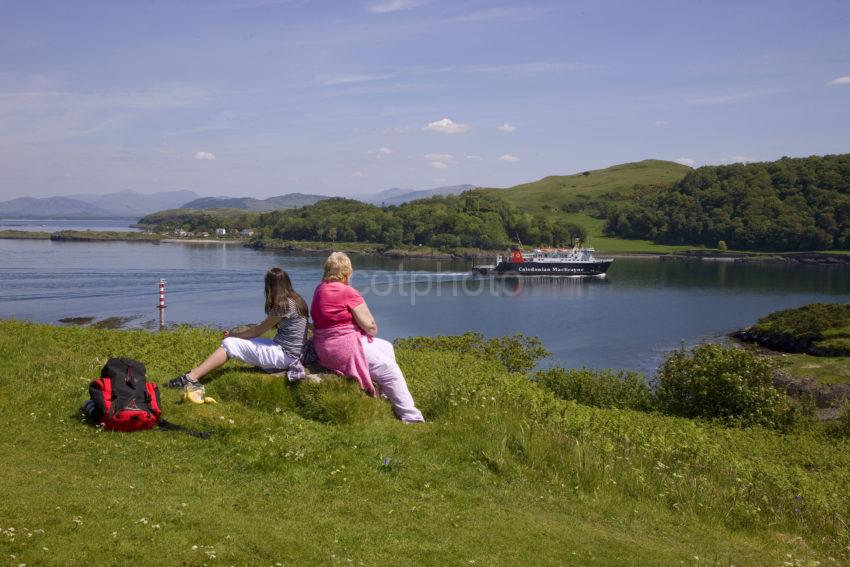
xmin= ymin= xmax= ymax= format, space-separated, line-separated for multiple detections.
xmin=221 ymin=337 xmax=293 ymax=371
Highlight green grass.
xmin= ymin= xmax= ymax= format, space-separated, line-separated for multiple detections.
xmin=559 ymin=213 xmax=696 ymax=254
xmin=479 ymin=159 xmax=691 ymax=221
xmin=776 ymin=354 xmax=850 ymax=385
xmin=0 ymin=229 xmax=50 ymax=239
xmin=1 ymin=320 xmax=849 ymax=565
xmin=51 ymin=230 xmax=163 ymax=242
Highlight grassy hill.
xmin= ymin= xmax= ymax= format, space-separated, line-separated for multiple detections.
xmin=475 ymin=160 xmax=693 ymax=253
xmin=1 ymin=320 xmax=848 ymax=565
xmin=479 ymin=160 xmax=692 ymax=221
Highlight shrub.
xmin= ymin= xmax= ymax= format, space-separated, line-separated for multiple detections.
xmin=395 ymin=332 xmax=549 ymax=373
xmin=655 ymin=344 xmax=807 ymax=431
xmin=534 ymin=367 xmax=654 ymax=411
xmin=717 ymin=239 xmax=728 ymax=251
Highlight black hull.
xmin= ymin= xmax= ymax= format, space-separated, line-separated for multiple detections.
xmin=482 ymin=260 xmax=612 ymax=276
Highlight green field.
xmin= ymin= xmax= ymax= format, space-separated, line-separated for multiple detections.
xmin=776 ymin=354 xmax=850 ymax=385
xmin=479 ymin=159 xmax=691 ymax=220
xmin=1 ymin=320 xmax=849 ymax=565
xmin=477 ymin=160 xmax=700 ymax=254
xmin=558 ymin=214 xmax=697 ymax=254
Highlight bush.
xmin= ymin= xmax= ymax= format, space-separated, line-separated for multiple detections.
xmin=534 ymin=367 xmax=654 ymax=411
xmin=655 ymin=344 xmax=807 ymax=431
xmin=395 ymin=332 xmax=549 ymax=373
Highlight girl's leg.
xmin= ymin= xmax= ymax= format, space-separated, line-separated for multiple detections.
xmin=188 ymin=347 xmax=228 ymax=381
xmin=220 ymin=337 xmax=292 ymax=371
xmin=361 ymin=337 xmax=424 ymax=423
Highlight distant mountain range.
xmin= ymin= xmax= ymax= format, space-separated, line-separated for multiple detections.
xmin=69 ymin=190 xmax=200 ymax=217
xmin=0 ymin=190 xmax=200 ymax=218
xmin=180 ymin=193 xmax=329 ymax=211
xmin=0 ymin=184 xmax=477 ymax=219
xmin=361 ymin=184 xmax=476 ymax=206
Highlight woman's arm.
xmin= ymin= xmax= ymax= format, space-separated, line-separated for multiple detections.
xmin=351 ymin=303 xmax=378 ymax=336
xmin=225 ymin=314 xmax=283 ymax=339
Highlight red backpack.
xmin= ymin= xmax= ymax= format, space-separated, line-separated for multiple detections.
xmin=88 ymin=358 xmax=162 ymax=432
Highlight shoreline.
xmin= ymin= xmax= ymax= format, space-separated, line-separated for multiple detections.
xmin=3 ymin=230 xmax=849 ymax=263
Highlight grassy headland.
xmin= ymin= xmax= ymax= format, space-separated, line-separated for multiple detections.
xmin=735 ymin=303 xmax=850 ymax=391
xmin=0 ymin=229 xmax=50 ymax=239
xmin=1 ymin=319 xmax=848 ymax=565
xmin=49 ymin=230 xmax=164 ymax=242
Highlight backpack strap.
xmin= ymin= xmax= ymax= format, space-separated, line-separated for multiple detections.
xmin=156 ymin=418 xmax=212 ymax=440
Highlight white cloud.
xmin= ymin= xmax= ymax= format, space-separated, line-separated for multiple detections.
xmin=429 ymin=161 xmax=449 ymax=170
xmin=653 ymin=120 xmax=671 ymax=126
xmin=194 ymin=151 xmax=216 ymax=161
xmin=499 ymin=154 xmax=520 ymax=163
xmin=368 ymin=0 xmax=420 ymax=14
xmin=465 ymin=155 xmax=483 ymax=161
xmin=827 ymin=76 xmax=850 ymax=86
xmin=423 ymin=118 xmax=470 ymax=134
xmin=317 ymin=73 xmax=393 ymax=86
xmin=675 ymin=157 xmax=696 ymax=167
xmin=378 ymin=147 xmax=393 ymax=155
xmin=424 ymin=153 xmax=453 ymax=161
xmin=497 ymin=123 xmax=516 ymax=132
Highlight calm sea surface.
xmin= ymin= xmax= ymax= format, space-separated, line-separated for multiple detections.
xmin=2 ymin=238 xmax=848 ymax=375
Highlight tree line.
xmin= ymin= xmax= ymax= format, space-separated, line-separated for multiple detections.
xmin=141 ymin=190 xmax=587 ymax=250
xmin=603 ymin=154 xmax=850 ymax=251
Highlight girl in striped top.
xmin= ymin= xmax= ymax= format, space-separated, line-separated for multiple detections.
xmin=165 ymin=267 xmax=309 ymax=388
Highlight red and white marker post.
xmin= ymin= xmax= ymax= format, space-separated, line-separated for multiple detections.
xmin=158 ymin=279 xmax=167 ymax=309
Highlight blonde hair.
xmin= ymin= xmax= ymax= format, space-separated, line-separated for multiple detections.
xmin=323 ymin=252 xmax=353 ymax=283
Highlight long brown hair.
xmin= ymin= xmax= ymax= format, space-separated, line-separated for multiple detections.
xmin=264 ymin=267 xmax=308 ymax=317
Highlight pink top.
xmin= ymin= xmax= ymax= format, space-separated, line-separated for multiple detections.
xmin=311 ymin=281 xmax=365 ymax=329
xmin=310 ymin=281 xmax=375 ymax=396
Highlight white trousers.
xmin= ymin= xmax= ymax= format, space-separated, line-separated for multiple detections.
xmin=361 ymin=336 xmax=425 ymax=423
xmin=222 ymin=337 xmax=294 ymax=371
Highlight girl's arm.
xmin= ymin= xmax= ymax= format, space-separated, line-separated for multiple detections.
xmin=351 ymin=303 xmax=378 ymax=336
xmin=225 ymin=314 xmax=283 ymax=339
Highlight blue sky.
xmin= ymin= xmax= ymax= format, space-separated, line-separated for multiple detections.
xmin=1 ymin=0 xmax=849 ymax=199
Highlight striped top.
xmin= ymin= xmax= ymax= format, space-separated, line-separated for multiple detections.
xmin=268 ymin=298 xmax=308 ymax=358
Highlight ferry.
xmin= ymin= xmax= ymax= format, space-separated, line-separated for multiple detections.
xmin=472 ymin=243 xmax=613 ymax=277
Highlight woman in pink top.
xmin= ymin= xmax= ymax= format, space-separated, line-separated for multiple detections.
xmin=311 ymin=252 xmax=424 ymax=423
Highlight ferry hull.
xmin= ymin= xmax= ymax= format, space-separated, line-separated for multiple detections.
xmin=476 ymin=259 xmax=613 ymax=276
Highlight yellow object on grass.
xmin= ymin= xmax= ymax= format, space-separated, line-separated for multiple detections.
xmin=180 ymin=383 xmax=217 ymax=404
